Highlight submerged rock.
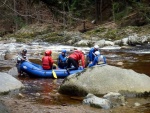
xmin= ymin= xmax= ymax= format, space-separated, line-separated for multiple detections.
xmin=59 ymin=65 xmax=150 ymax=96
xmin=8 ymin=67 xmax=18 ymax=77
xmin=83 ymin=93 xmax=112 ymax=109
xmin=103 ymin=92 xmax=126 ymax=107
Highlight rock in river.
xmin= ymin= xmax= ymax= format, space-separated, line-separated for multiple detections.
xmin=59 ymin=65 xmax=150 ymax=96
xmin=0 ymin=72 xmax=24 ymax=93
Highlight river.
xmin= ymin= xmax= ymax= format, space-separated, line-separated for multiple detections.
xmin=0 ymin=43 xmax=150 ymax=112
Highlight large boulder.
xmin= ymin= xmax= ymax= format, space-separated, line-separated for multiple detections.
xmin=74 ymin=40 xmax=91 ymax=46
xmin=94 ymin=40 xmax=114 ymax=47
xmin=121 ymin=38 xmax=128 ymax=46
xmin=0 ymin=72 xmax=24 ymax=93
xmin=94 ymin=39 xmax=105 ymax=47
xmin=59 ymin=65 xmax=150 ymax=96
xmin=104 ymin=40 xmax=114 ymax=46
xmin=128 ymin=34 xmax=148 ymax=45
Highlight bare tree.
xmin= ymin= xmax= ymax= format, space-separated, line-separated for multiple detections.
xmin=13 ymin=0 xmax=18 ymax=31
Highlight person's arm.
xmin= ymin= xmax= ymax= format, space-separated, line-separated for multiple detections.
xmin=89 ymin=50 xmax=93 ymax=62
xmin=49 ymin=57 xmax=54 ymax=64
xmin=81 ymin=54 xmax=85 ymax=68
xmin=103 ymin=56 xmax=107 ymax=64
xmin=88 ymin=57 xmax=97 ymax=67
xmin=49 ymin=57 xmax=54 ymax=69
xmin=24 ymin=55 xmax=29 ymax=61
xmin=17 ymin=54 xmax=27 ymax=62
xmin=17 ymin=55 xmax=21 ymax=62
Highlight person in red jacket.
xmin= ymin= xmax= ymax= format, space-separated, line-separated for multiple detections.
xmin=66 ymin=49 xmax=85 ymax=73
xmin=42 ymin=50 xmax=54 ymax=70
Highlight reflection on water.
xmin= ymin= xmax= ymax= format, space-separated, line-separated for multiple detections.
xmin=0 ymin=67 xmax=11 ymax=72
xmin=103 ymin=48 xmax=150 ymax=77
xmin=123 ymin=54 xmax=150 ymax=76
xmin=19 ymin=77 xmax=81 ymax=105
xmin=137 ymin=103 xmax=150 ymax=113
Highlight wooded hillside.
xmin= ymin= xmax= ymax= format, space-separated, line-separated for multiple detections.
xmin=0 ymin=0 xmax=150 ymax=36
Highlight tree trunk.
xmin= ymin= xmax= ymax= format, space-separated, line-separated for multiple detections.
xmin=13 ymin=0 xmax=18 ymax=31
xmin=111 ymin=0 xmax=115 ymax=22
xmin=100 ymin=0 xmax=103 ymax=22
xmin=63 ymin=2 xmax=66 ymax=27
xmin=95 ymin=0 xmax=101 ymax=21
xmin=24 ymin=0 xmax=28 ymax=24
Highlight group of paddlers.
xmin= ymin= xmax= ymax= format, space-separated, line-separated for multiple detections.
xmin=16 ymin=45 xmax=106 ymax=76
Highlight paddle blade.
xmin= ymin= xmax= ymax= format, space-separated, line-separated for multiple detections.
xmin=52 ymin=70 xmax=57 ymax=79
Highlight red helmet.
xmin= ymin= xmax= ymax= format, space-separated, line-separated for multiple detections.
xmin=45 ymin=50 xmax=52 ymax=56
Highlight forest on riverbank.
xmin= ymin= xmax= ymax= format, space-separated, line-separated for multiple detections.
xmin=0 ymin=0 xmax=150 ymax=38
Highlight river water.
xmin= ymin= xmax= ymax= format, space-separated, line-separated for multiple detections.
xmin=0 ymin=43 xmax=150 ymax=112
xmin=103 ymin=45 xmax=150 ymax=76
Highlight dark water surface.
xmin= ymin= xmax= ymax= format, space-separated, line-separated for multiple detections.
xmin=19 ymin=78 xmax=81 ymax=105
xmin=103 ymin=45 xmax=150 ymax=77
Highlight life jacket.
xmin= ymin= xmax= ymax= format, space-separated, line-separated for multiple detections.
xmin=69 ymin=50 xmax=85 ymax=68
xmin=88 ymin=48 xmax=98 ymax=62
xmin=17 ymin=53 xmax=27 ymax=64
xmin=58 ymin=54 xmax=67 ymax=63
xmin=42 ymin=56 xmax=53 ymax=70
xmin=97 ymin=55 xmax=106 ymax=65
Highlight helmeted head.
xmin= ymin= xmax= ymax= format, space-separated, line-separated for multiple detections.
xmin=22 ymin=49 xmax=27 ymax=54
xmin=77 ymin=48 xmax=86 ymax=55
xmin=95 ymin=51 xmax=100 ymax=56
xmin=94 ymin=45 xmax=99 ymax=50
xmin=77 ymin=48 xmax=82 ymax=51
xmin=45 ymin=50 xmax=52 ymax=56
xmin=62 ymin=50 xmax=66 ymax=54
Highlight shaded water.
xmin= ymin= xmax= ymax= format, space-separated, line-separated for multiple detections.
xmin=105 ymin=52 xmax=150 ymax=76
xmin=103 ymin=45 xmax=150 ymax=77
xmin=19 ymin=78 xmax=81 ymax=105
xmin=123 ymin=54 xmax=150 ymax=76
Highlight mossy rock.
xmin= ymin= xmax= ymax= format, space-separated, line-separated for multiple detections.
xmin=104 ymin=29 xmax=117 ymax=40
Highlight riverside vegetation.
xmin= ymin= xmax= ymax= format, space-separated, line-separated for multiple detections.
xmin=1 ymin=22 xmax=150 ymax=46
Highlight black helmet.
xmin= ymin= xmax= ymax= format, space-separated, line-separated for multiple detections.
xmin=22 ymin=49 xmax=27 ymax=54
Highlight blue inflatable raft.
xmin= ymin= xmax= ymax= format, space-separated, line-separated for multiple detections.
xmin=20 ymin=61 xmax=84 ymax=78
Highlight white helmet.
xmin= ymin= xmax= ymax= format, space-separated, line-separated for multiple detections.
xmin=95 ymin=51 xmax=100 ymax=55
xmin=94 ymin=45 xmax=99 ymax=49
xmin=77 ymin=48 xmax=82 ymax=51
xmin=77 ymin=48 xmax=86 ymax=54
xmin=82 ymin=50 xmax=86 ymax=55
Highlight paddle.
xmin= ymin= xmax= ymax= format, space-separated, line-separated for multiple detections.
xmin=52 ymin=69 xmax=57 ymax=79
xmin=52 ymin=63 xmax=58 ymax=79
